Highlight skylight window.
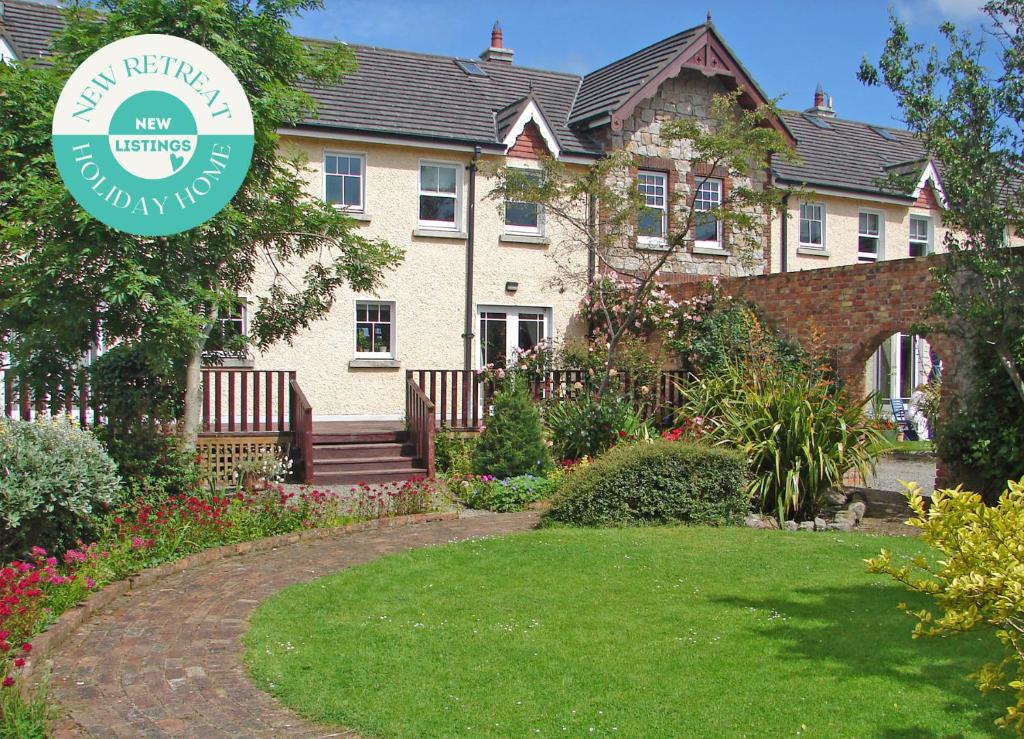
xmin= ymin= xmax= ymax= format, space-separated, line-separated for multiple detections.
xmin=455 ymin=59 xmax=488 ymax=77
xmin=869 ymin=125 xmax=898 ymax=142
xmin=801 ymin=114 xmax=833 ymax=130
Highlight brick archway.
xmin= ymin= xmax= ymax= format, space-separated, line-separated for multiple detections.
xmin=666 ymin=255 xmax=966 ymax=486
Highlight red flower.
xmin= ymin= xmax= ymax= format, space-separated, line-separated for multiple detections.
xmin=21 ymin=643 xmax=32 ymax=653
xmin=13 ymin=657 xmax=26 ymax=668
xmin=618 ymin=430 xmax=627 ymax=438
xmin=2 ymin=677 xmax=14 ymax=688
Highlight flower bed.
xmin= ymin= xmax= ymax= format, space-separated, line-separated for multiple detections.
xmin=0 ymin=478 xmax=443 ymax=707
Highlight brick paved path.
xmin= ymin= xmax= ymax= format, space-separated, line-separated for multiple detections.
xmin=50 ymin=512 xmax=539 ymax=738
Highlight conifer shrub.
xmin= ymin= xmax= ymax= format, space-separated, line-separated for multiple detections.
xmin=472 ymin=377 xmax=552 ymax=479
xmin=545 ymin=440 xmax=748 ymax=527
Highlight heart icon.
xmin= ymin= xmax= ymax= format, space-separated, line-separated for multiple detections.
xmin=170 ymin=153 xmax=185 ymax=172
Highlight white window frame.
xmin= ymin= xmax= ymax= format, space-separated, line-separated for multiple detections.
xmin=204 ymin=301 xmax=249 ymax=361
xmin=909 ymin=214 xmax=931 ymax=257
xmin=637 ymin=170 xmax=668 ymax=246
xmin=504 ymin=167 xmax=544 ymax=236
xmin=858 ymin=209 xmax=884 ymax=262
xmin=799 ymin=202 xmax=825 ymax=248
xmin=354 ymin=300 xmax=396 ymax=359
xmin=694 ymin=177 xmax=723 ymax=250
xmin=476 ymin=305 xmax=552 ymax=369
xmin=324 ymin=151 xmax=366 ymax=213
xmin=418 ymin=160 xmax=462 ymax=231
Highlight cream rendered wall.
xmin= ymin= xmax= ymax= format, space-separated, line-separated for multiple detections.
xmin=245 ymin=135 xmax=587 ymax=420
xmin=771 ymin=191 xmax=948 ymax=272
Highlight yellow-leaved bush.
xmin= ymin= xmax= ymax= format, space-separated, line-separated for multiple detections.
xmin=867 ymin=480 xmax=1024 ymax=733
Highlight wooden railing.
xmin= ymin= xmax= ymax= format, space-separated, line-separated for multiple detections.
xmin=407 ymin=369 xmax=485 ymax=430
xmin=201 ymin=369 xmax=294 ymax=433
xmin=405 ymin=368 xmax=691 ymax=432
xmin=0 ymin=367 xmax=97 ymax=425
xmin=289 ymin=376 xmax=314 ymax=484
xmin=405 ymin=373 xmax=436 ymax=477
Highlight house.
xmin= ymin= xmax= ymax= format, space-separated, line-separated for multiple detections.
xmin=0 ymin=0 xmax=964 ymax=473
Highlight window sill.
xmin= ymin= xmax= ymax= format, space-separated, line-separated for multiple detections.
xmin=412 ymin=228 xmax=467 ymax=240
xmin=500 ymin=234 xmax=550 ymax=246
xmin=337 ymin=210 xmax=371 ymax=222
xmin=692 ymin=245 xmax=729 ymax=256
xmin=348 ymin=358 xmax=401 ymax=369
xmin=797 ymin=246 xmax=830 ymax=257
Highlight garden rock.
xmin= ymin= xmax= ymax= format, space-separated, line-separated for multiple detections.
xmin=813 ymin=517 xmax=828 ymax=531
xmin=783 ymin=520 xmax=799 ymax=531
xmin=744 ymin=514 xmax=779 ymax=530
xmin=799 ymin=521 xmax=815 ymax=531
xmin=847 ymin=501 xmax=867 ymax=524
xmin=829 ymin=518 xmax=855 ymax=532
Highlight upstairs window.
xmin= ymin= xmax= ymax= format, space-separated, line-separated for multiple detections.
xmin=637 ymin=171 xmax=668 ymax=242
xmin=325 ymin=153 xmax=364 ymax=211
xmin=206 ymin=302 xmax=247 ymax=357
xmin=799 ymin=203 xmax=825 ymax=247
xmin=355 ymin=301 xmax=394 ymax=357
xmin=909 ymin=215 xmax=930 ymax=257
xmin=419 ymin=162 xmax=459 ymax=229
xmin=694 ymin=178 xmax=723 ymax=247
xmin=504 ymin=169 xmax=543 ymax=235
xmin=858 ymin=211 xmax=882 ymax=262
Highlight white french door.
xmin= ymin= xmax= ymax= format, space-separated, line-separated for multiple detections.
xmin=477 ymin=306 xmax=551 ymax=368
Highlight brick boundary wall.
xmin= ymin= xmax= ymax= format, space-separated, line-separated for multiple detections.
xmin=664 ymin=254 xmax=966 ymax=488
xmin=20 ymin=510 xmax=458 ymax=691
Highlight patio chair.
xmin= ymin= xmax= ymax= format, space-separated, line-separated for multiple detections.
xmin=889 ymin=398 xmax=919 ymax=442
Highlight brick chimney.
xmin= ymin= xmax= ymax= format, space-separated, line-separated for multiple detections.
xmin=480 ymin=20 xmax=514 ymax=63
xmin=805 ymin=82 xmax=835 ymax=118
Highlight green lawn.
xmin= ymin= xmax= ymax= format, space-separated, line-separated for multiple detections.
xmin=244 ymin=528 xmax=1004 ymax=738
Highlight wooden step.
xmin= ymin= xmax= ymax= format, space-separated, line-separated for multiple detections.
xmin=313 ymin=455 xmax=422 ymax=473
xmin=312 ymin=430 xmax=407 ymax=444
xmin=313 ymin=468 xmax=429 ymax=486
xmin=312 ymin=442 xmax=416 ymax=461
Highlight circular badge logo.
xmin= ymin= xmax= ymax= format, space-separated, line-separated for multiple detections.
xmin=52 ymin=34 xmax=254 ymax=236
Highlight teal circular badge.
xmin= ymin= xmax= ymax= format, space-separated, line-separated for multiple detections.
xmin=52 ymin=34 xmax=254 ymax=236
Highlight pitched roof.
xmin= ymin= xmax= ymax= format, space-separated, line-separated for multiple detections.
xmin=772 ymin=112 xmax=931 ymax=199
xmin=0 ymin=0 xmax=61 ymax=62
xmin=296 ymin=45 xmax=602 ymax=155
xmin=570 ymin=25 xmax=704 ymax=126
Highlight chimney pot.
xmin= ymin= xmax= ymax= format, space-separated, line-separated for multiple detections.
xmin=481 ymin=20 xmax=514 ymax=63
xmin=805 ymin=83 xmax=835 ymax=118
xmin=491 ymin=20 xmax=503 ymax=49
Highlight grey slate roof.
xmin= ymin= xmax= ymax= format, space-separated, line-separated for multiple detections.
xmin=297 ymin=45 xmax=603 ymax=156
xmin=0 ymin=0 xmax=61 ymax=62
xmin=569 ymin=25 xmax=704 ymax=126
xmin=772 ymin=111 xmax=930 ymax=199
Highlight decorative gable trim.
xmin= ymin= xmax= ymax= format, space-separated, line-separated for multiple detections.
xmin=508 ymin=121 xmax=549 ymax=160
xmin=608 ymin=27 xmax=794 ymax=147
xmin=912 ymin=161 xmax=947 ymax=209
xmin=501 ymin=99 xmax=560 ymax=158
xmin=0 ymin=33 xmax=19 ymax=62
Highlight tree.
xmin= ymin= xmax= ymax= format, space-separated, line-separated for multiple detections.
xmin=486 ymin=91 xmax=793 ymax=393
xmin=472 ymin=376 xmax=551 ymax=479
xmin=858 ymin=3 xmax=1024 ymax=406
xmin=0 ymin=0 xmax=404 ymax=447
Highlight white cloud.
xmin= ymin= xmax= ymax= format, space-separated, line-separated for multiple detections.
xmin=895 ymin=0 xmax=987 ymax=24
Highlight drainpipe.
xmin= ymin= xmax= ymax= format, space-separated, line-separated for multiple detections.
xmin=587 ymin=191 xmax=597 ymax=282
xmin=463 ymin=146 xmax=481 ymax=371
xmin=780 ymin=192 xmax=790 ymax=273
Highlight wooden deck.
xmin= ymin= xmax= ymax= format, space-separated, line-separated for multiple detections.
xmin=312 ymin=420 xmax=403 ymax=434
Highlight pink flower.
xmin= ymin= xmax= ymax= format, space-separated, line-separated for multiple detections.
xmin=29 ymin=546 xmax=46 ymax=557
xmin=85 ymin=577 xmax=96 ymax=589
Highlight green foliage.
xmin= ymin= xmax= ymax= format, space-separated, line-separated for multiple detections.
xmin=860 ymin=7 xmax=1024 ymax=406
xmin=867 ymin=479 xmax=1024 ymax=734
xmin=461 ymin=474 xmax=558 ymax=512
xmin=0 ymin=679 xmax=49 ymax=738
xmin=0 ymin=417 xmax=124 ymax=559
xmin=915 ymin=376 xmax=942 ymax=441
xmin=545 ymin=390 xmax=649 ymax=461
xmin=0 ymin=0 xmax=403 ymax=435
xmin=681 ymin=338 xmax=884 ymax=520
xmin=545 ymin=440 xmax=748 ymax=527
xmin=940 ymin=342 xmax=1024 ymax=498
xmin=95 ymin=426 xmax=203 ymax=504
xmin=435 ymin=431 xmax=477 ymax=476
xmin=473 ymin=378 xmax=551 ymax=479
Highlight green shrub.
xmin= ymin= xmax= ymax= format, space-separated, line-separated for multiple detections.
xmin=545 ymin=441 xmax=748 ymax=527
xmin=463 ymin=474 xmax=558 ymax=512
xmin=0 ymin=417 xmax=125 ymax=559
xmin=681 ymin=353 xmax=883 ymax=521
xmin=473 ymin=377 xmax=551 ymax=479
xmin=545 ymin=391 xmax=647 ymax=461
xmin=868 ymin=480 xmax=1024 ymax=733
xmin=95 ymin=425 xmax=203 ymax=503
xmin=435 ymin=430 xmax=477 ymax=475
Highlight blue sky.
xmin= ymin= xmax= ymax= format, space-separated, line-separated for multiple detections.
xmin=290 ymin=0 xmax=994 ymax=128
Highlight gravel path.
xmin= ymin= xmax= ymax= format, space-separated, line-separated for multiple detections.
xmin=867 ymin=455 xmax=937 ymax=495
